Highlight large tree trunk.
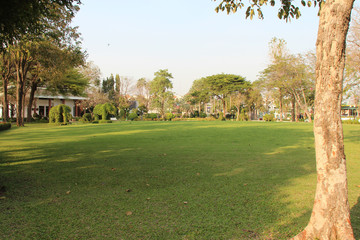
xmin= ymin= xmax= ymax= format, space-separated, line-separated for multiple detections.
xmin=291 ymin=0 xmax=355 ymax=239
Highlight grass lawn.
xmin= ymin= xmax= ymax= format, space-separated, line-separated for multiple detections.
xmin=0 ymin=121 xmax=359 ymax=239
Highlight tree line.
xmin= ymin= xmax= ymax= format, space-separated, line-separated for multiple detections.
xmin=0 ymin=2 xmax=87 ymax=126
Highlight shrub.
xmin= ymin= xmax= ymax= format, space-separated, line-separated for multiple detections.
xmin=218 ymin=114 xmax=226 ymax=121
xmin=165 ymin=113 xmax=174 ymax=121
xmin=0 ymin=122 xmax=11 ymax=131
xmin=49 ymin=104 xmax=71 ymax=124
xmin=128 ymin=112 xmax=139 ymax=121
xmin=145 ymin=113 xmax=158 ymax=120
xmin=200 ymin=112 xmax=207 ymax=118
xmin=263 ymin=114 xmax=274 ymax=122
xmin=93 ymin=103 xmax=116 ymax=121
xmin=82 ymin=113 xmax=93 ymax=122
xmin=342 ymin=119 xmax=360 ymax=124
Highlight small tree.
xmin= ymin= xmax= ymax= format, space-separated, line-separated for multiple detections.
xmin=49 ymin=104 xmax=71 ymax=124
xmin=93 ymin=103 xmax=116 ymax=121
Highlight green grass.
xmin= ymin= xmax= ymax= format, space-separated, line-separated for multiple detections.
xmin=0 ymin=121 xmax=359 ymax=239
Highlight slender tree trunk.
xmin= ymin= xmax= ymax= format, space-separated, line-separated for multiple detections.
xmin=291 ymin=95 xmax=296 ymax=122
xmin=279 ymin=89 xmax=283 ymax=121
xmin=292 ymin=0 xmax=355 ymax=239
xmin=2 ymin=78 xmax=9 ymax=122
xmin=296 ymin=101 xmax=299 ymax=122
xmin=222 ymin=98 xmax=226 ymax=118
xmin=302 ymin=89 xmax=312 ymax=123
xmin=27 ymin=81 xmax=38 ymax=123
xmin=236 ymin=106 xmax=241 ymax=121
xmin=15 ymin=71 xmax=24 ymax=126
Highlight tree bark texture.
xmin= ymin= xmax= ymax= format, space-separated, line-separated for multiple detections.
xmin=27 ymin=81 xmax=38 ymax=123
xmin=291 ymin=0 xmax=355 ymax=239
xmin=2 ymin=78 xmax=9 ymax=122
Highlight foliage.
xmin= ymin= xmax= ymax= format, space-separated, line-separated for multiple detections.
xmin=213 ymin=0 xmax=320 ymax=20
xmin=93 ymin=103 xmax=116 ymax=121
xmin=49 ymin=104 xmax=71 ymax=124
xmin=102 ymin=74 xmax=115 ymax=101
xmin=128 ymin=112 xmax=139 ymax=121
xmin=0 ymin=122 xmax=11 ymax=131
xmin=0 ymin=0 xmax=81 ymax=47
xmin=165 ymin=113 xmax=175 ymax=121
xmin=145 ymin=113 xmax=158 ymax=120
xmin=263 ymin=113 xmax=275 ymax=122
xmin=218 ymin=114 xmax=226 ymax=121
xmin=81 ymin=113 xmax=92 ymax=122
xmin=149 ymin=69 xmax=174 ymax=119
xmin=342 ymin=119 xmax=360 ymax=124
xmin=137 ymin=104 xmax=148 ymax=116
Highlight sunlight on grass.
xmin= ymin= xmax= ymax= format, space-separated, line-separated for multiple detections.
xmin=265 ymin=145 xmax=300 ymax=155
xmin=0 ymin=159 xmax=46 ymax=166
xmin=214 ymin=167 xmax=244 ymax=177
xmin=0 ymin=122 xmax=358 ymax=239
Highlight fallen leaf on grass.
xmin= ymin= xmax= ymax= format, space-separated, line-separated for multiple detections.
xmin=66 ymin=190 xmax=71 ymax=195
xmin=125 ymin=211 xmax=132 ymax=216
xmin=111 ymin=168 xmax=116 ymax=171
xmin=183 ymin=201 xmax=188 ymax=204
xmin=125 ymin=189 xmax=132 ymax=192
xmin=146 ymin=198 xmax=151 ymax=200
xmin=196 ymin=173 xmax=200 ymax=176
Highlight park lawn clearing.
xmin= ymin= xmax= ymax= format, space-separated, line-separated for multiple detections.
xmin=0 ymin=121 xmax=359 ymax=239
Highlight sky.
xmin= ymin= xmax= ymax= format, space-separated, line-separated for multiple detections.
xmin=72 ymin=0 xmax=320 ymax=96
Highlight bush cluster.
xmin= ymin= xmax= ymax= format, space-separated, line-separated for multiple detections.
xmin=263 ymin=114 xmax=275 ymax=122
xmin=81 ymin=113 xmax=93 ymax=122
xmin=128 ymin=112 xmax=139 ymax=121
xmin=49 ymin=104 xmax=71 ymax=124
xmin=0 ymin=122 xmax=11 ymax=131
xmin=145 ymin=113 xmax=158 ymax=120
xmin=342 ymin=119 xmax=360 ymax=124
xmin=93 ymin=103 xmax=116 ymax=121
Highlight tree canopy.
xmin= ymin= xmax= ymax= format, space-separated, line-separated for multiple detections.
xmin=0 ymin=0 xmax=81 ymax=48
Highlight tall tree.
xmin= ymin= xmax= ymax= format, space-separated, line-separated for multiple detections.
xmin=187 ymin=78 xmax=210 ymax=113
xmin=344 ymin=7 xmax=360 ymax=113
xmin=102 ymin=74 xmax=115 ymax=101
xmin=214 ymin=0 xmax=356 ymax=239
xmin=149 ymin=69 xmax=174 ymax=119
xmin=204 ymin=73 xmax=247 ymax=118
xmin=0 ymin=49 xmax=14 ymax=122
xmin=136 ymin=78 xmax=151 ymax=109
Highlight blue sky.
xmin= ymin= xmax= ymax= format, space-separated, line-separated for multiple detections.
xmin=72 ymin=0 xmax=320 ymax=95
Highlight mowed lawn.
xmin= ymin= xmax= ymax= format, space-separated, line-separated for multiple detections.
xmin=0 ymin=121 xmax=359 ymax=239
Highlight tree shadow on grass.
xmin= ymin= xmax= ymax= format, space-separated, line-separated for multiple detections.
xmin=351 ymin=197 xmax=360 ymax=239
xmin=0 ymin=122 xmax=326 ymax=239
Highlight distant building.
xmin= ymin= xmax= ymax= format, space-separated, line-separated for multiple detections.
xmin=0 ymin=88 xmax=87 ymax=119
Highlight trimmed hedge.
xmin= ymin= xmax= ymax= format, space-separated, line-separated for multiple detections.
xmin=342 ymin=119 xmax=360 ymax=124
xmin=93 ymin=103 xmax=116 ymax=121
xmin=0 ymin=122 xmax=11 ymax=131
xmin=49 ymin=104 xmax=71 ymax=124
